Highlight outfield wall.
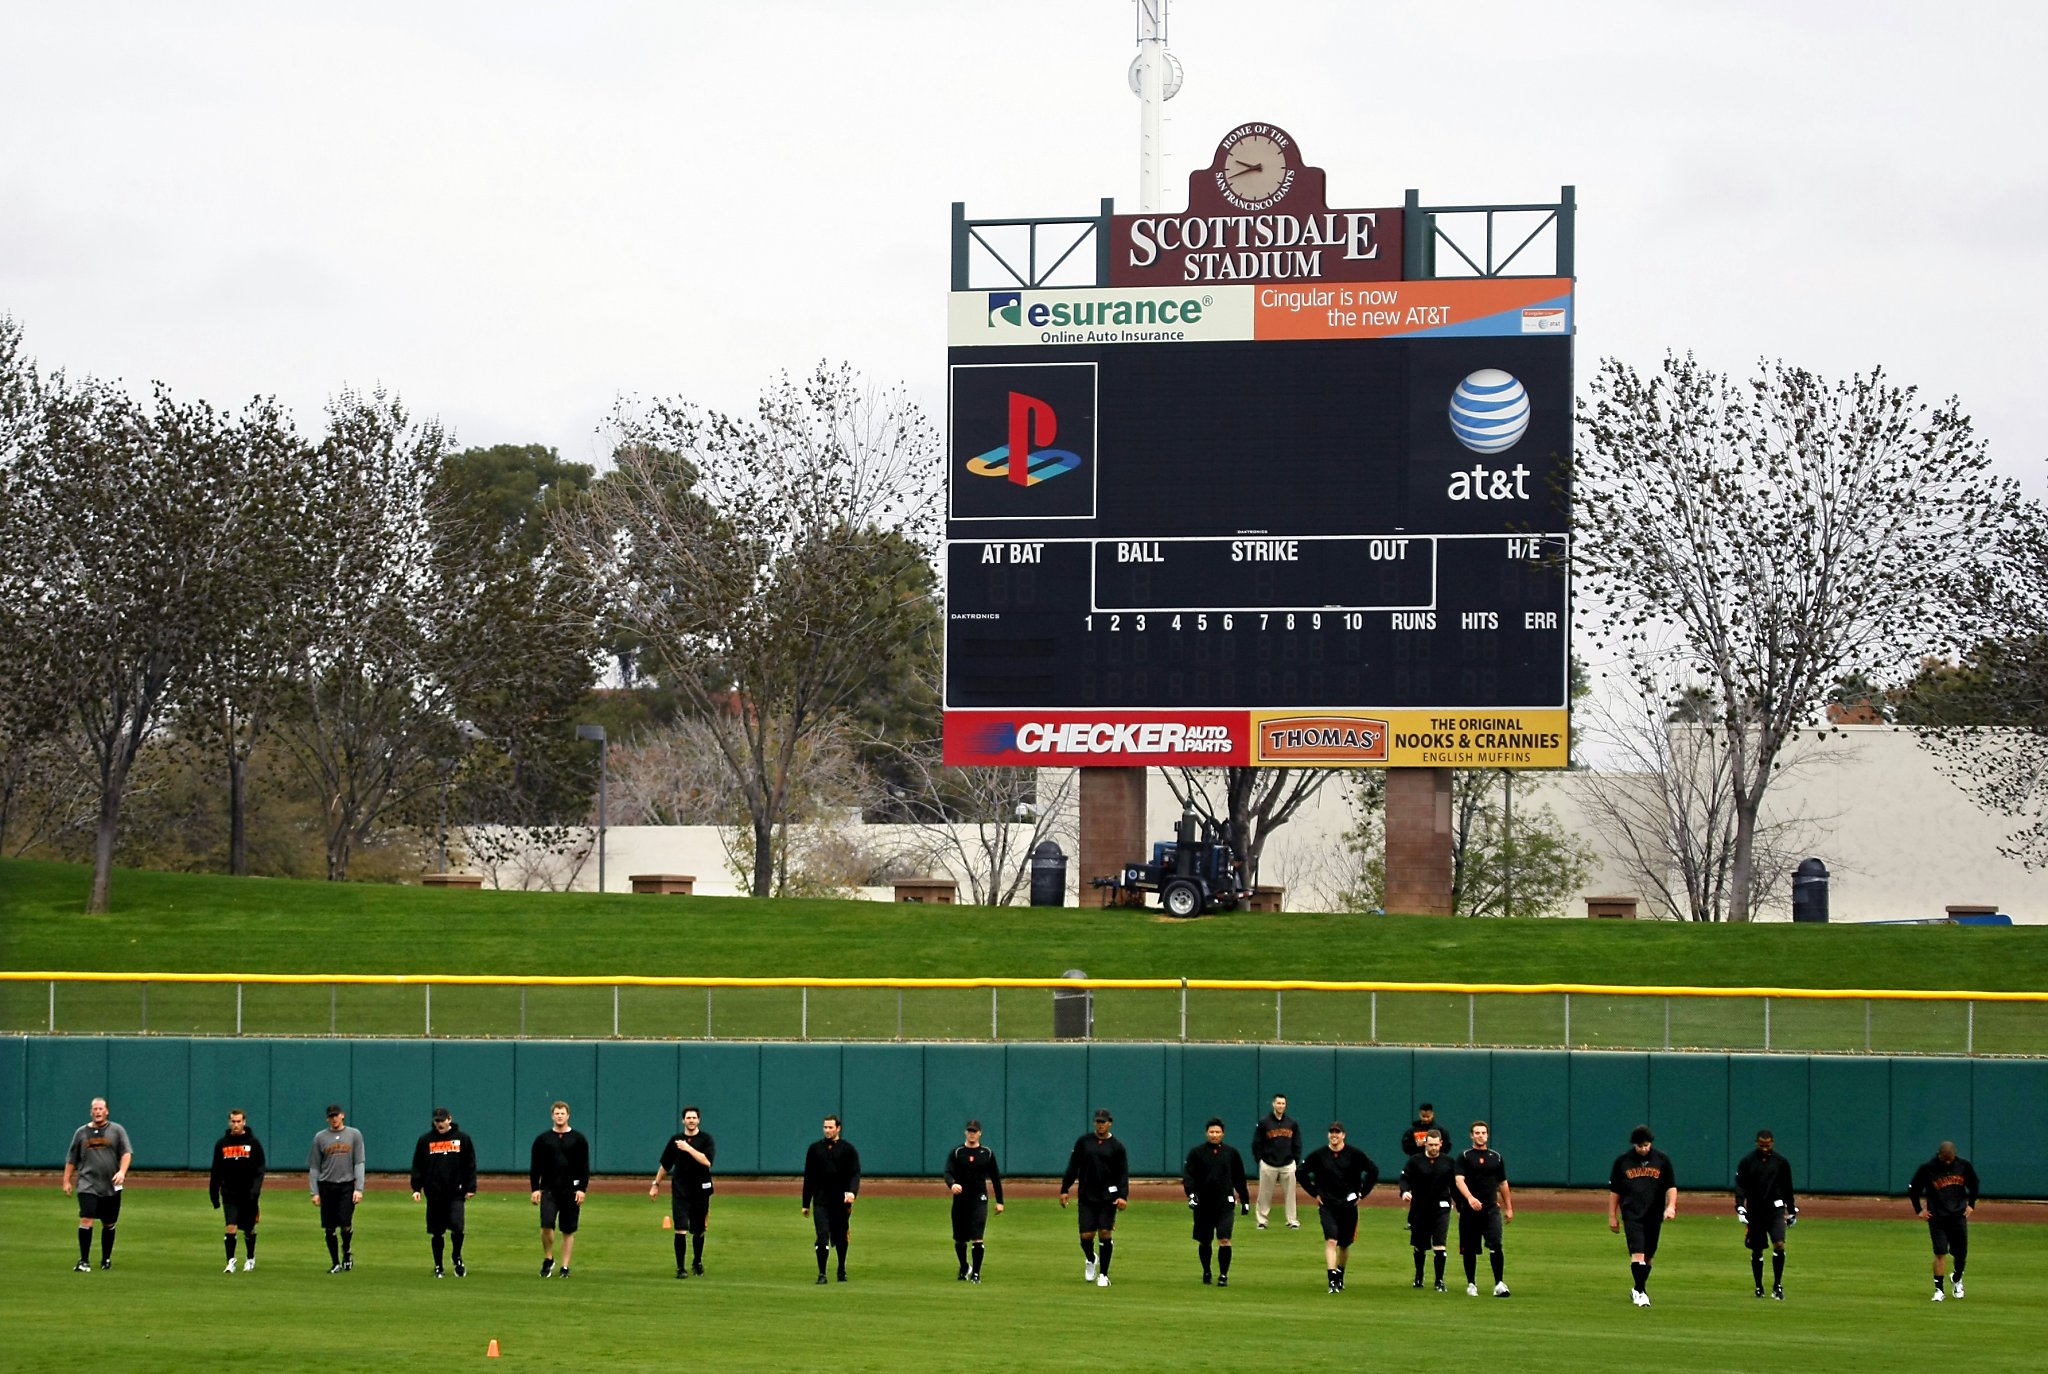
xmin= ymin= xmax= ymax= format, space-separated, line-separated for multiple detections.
xmin=3 ymin=1037 xmax=2039 ymax=1197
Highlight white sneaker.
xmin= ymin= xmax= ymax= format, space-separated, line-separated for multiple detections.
xmin=1084 ymin=1260 xmax=1097 ymax=1282
xmin=1494 ymin=1281 xmax=1511 ymax=1297
xmin=242 ymin=1258 xmax=256 ymax=1272
xmin=1096 ymin=1272 xmax=1111 ymax=1288
xmin=1466 ymin=1283 xmax=1479 ymax=1296
xmin=1639 ymin=1290 xmax=1653 ymax=1307
xmin=1931 ymin=1288 xmax=1945 ymax=1302
xmin=1952 ymin=1281 xmax=1965 ymax=1299
xmin=223 ymin=1261 xmax=237 ymax=1274
xmin=1631 ymin=1289 xmax=1647 ymax=1307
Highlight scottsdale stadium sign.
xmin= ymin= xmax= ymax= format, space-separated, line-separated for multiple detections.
xmin=1110 ymin=122 xmax=1401 ymax=286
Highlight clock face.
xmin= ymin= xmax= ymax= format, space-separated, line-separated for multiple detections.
xmin=1222 ymin=133 xmax=1288 ymax=206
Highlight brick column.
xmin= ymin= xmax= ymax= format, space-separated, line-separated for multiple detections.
xmin=1077 ymin=767 xmax=1149 ymax=904
xmin=1384 ymin=766 xmax=1454 ymax=916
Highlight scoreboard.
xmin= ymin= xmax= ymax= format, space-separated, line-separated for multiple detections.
xmin=942 ymin=277 xmax=1573 ymax=769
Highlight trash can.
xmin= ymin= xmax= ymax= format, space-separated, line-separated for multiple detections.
xmin=1029 ymin=841 xmax=1068 ymax=908
xmin=1791 ymin=857 xmax=1829 ymax=924
xmin=1053 ymin=968 xmax=1092 ymax=1039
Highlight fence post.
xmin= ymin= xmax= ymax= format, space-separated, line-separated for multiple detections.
xmin=1180 ymin=978 xmax=1188 ymax=1042
xmin=520 ymin=986 xmax=527 ymax=1039
xmin=1467 ymin=993 xmax=1475 ymax=1047
xmin=140 ymin=982 xmax=148 ymax=1034
xmin=236 ymin=983 xmax=244 ymax=1037
xmin=1663 ymin=997 xmax=1670 ymax=1051
xmin=1370 ymin=990 xmax=1377 ymax=1044
xmin=706 ymin=988 xmax=714 ymax=1040
xmin=991 ymin=987 xmax=998 ymax=1041
xmin=1967 ymin=999 xmax=1975 ymax=1055
xmin=1763 ymin=996 xmax=1771 ymax=1051
xmin=1562 ymin=992 xmax=1570 ymax=1047
xmin=802 ymin=986 xmax=809 ymax=1040
xmin=1864 ymin=999 xmax=1870 ymax=1053
xmin=613 ymin=985 xmax=621 ymax=1039
xmin=425 ymin=984 xmax=432 ymax=1038
xmin=48 ymin=980 xmax=54 ymax=1033
xmin=897 ymin=988 xmax=904 ymax=1041
xmin=330 ymin=983 xmax=337 ymax=1035
xmin=1275 ymin=990 xmax=1283 ymax=1044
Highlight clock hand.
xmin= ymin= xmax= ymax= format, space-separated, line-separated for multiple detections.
xmin=1230 ymin=160 xmax=1263 ymax=175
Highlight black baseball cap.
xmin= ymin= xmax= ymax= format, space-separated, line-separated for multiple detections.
xmin=965 ymin=1119 xmax=982 ymax=1131
xmin=325 ymin=1104 xmax=344 ymax=1117
xmin=1093 ymin=1108 xmax=1113 ymax=1123
xmin=432 ymin=1106 xmax=451 ymax=1122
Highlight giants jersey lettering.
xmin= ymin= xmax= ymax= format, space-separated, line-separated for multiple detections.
xmin=221 ymin=1144 xmax=253 ymax=1159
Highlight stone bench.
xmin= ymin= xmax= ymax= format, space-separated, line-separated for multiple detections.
xmin=630 ymin=874 xmax=697 ymax=895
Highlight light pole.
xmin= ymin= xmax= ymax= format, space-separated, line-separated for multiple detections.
xmin=576 ymin=724 xmax=608 ymax=893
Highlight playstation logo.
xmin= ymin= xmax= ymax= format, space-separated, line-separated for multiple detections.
xmin=949 ymin=362 xmax=1096 ymax=521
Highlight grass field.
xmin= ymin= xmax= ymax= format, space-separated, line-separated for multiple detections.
xmin=2 ymin=1189 xmax=2040 ymax=1372
xmin=5 ymin=859 xmax=2045 ymax=1052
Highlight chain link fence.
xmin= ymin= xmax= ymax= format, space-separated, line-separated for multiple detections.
xmin=4 ymin=975 xmax=2043 ymax=1056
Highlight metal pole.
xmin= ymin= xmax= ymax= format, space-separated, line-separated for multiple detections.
xmin=1468 ymin=993 xmax=1475 ymax=1046
xmin=706 ymin=988 xmax=714 ymax=1040
xmin=613 ymin=985 xmax=620 ymax=1038
xmin=1864 ymin=999 xmax=1871 ymax=1053
xmin=1664 ymin=997 xmax=1671 ymax=1051
xmin=1179 ymin=977 xmax=1188 ymax=1042
xmin=802 ymin=986 xmax=809 ymax=1040
xmin=1275 ymin=990 xmax=1283 ymax=1044
xmin=1370 ymin=990 xmax=1377 ymax=1044
xmin=49 ymin=980 xmax=55 ymax=1033
xmin=897 ymin=988 xmax=904 ymax=1041
xmin=520 ymin=985 xmax=527 ymax=1039
xmin=1763 ymin=996 xmax=1771 ymax=1051
xmin=597 ymin=738 xmax=608 ymax=894
xmin=425 ymin=984 xmax=432 ymax=1037
xmin=140 ymin=982 xmax=147 ymax=1034
xmin=330 ymin=983 xmax=337 ymax=1035
xmin=236 ymin=983 xmax=244 ymax=1036
xmin=1563 ymin=992 xmax=1570 ymax=1046
xmin=1967 ymin=1000 xmax=1974 ymax=1055
xmin=991 ymin=987 xmax=998 ymax=1041
xmin=1135 ymin=0 xmax=1167 ymax=212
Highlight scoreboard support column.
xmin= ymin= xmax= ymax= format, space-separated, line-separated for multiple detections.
xmin=1078 ymin=767 xmax=1149 ymax=904
xmin=1385 ymin=767 xmax=1454 ymax=916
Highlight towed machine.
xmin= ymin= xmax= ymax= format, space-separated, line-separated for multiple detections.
xmin=1091 ymin=810 xmax=1251 ymax=917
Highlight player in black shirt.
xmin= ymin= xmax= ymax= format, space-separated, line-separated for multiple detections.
xmin=650 ymin=1106 xmax=717 ymax=1278
xmin=529 ymin=1101 xmax=590 ymax=1277
xmin=1181 ymin=1118 xmax=1251 ymax=1286
xmin=1398 ymin=1127 xmax=1457 ymax=1291
xmin=1608 ymin=1124 xmax=1678 ymax=1307
xmin=1061 ymin=1108 xmax=1130 ymax=1288
xmin=1453 ymin=1120 xmax=1514 ymax=1297
xmin=1298 ymin=1122 xmax=1378 ymax=1293
xmin=410 ymin=1107 xmax=478 ymax=1278
xmin=802 ymin=1114 xmax=861 ymax=1283
xmin=1908 ymin=1140 xmax=1980 ymax=1301
xmin=1733 ymin=1128 xmax=1796 ymax=1299
xmin=209 ymin=1108 xmax=266 ymax=1274
xmin=1399 ymin=1102 xmax=1446 ymax=1156
xmin=943 ymin=1119 xmax=1004 ymax=1282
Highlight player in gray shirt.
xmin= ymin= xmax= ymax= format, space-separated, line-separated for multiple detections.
xmin=64 ymin=1097 xmax=133 ymax=1272
xmin=308 ymin=1104 xmax=366 ymax=1272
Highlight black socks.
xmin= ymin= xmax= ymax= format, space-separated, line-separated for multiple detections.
xmin=970 ymin=1241 xmax=984 ymax=1277
xmin=1217 ymin=1245 xmax=1232 ymax=1276
xmin=1632 ymin=1260 xmax=1650 ymax=1293
xmin=1098 ymin=1237 xmax=1114 ymax=1274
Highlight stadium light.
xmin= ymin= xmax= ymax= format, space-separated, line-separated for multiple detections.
xmin=576 ymin=724 xmax=608 ymax=893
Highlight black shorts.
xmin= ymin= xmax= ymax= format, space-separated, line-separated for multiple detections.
xmin=1927 ymin=1214 xmax=1967 ymax=1257
xmin=539 ymin=1192 xmax=580 ymax=1234
xmin=1745 ymin=1206 xmax=1787 ymax=1249
xmin=671 ymin=1188 xmax=712 ymax=1235
xmin=78 ymin=1191 xmax=122 ymax=1224
xmin=1191 ymin=1204 xmax=1237 ymax=1243
xmin=812 ymin=1200 xmax=852 ymax=1246
xmin=952 ymin=1197 xmax=990 ymax=1242
xmin=1076 ymin=1199 xmax=1119 ymax=1233
xmin=221 ymin=1196 xmax=259 ymax=1230
xmin=1623 ymin=1213 xmax=1663 ymax=1258
xmin=1318 ymin=1201 xmax=1359 ymax=1245
xmin=1458 ymin=1205 xmax=1503 ymax=1255
xmin=1408 ymin=1204 xmax=1451 ymax=1249
xmin=424 ymin=1191 xmax=466 ymax=1234
xmin=317 ymin=1182 xmax=356 ymax=1230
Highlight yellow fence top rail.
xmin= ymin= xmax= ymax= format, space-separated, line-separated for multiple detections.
xmin=3 ymin=971 xmax=2044 ymax=1002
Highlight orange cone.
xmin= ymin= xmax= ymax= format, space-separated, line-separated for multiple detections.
xmin=661 ymin=1214 xmax=673 ymax=1230
xmin=486 ymin=1340 xmax=500 ymax=1359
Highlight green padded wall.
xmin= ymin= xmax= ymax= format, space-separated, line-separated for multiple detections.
xmin=1491 ymin=1050 xmax=1570 ymax=1183
xmin=1 ymin=1038 xmax=2039 ymax=1197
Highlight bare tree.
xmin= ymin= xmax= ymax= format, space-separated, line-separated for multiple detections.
xmin=881 ymin=745 xmax=1077 ymax=906
xmin=1576 ymin=355 xmax=2019 ymax=920
xmin=1160 ymin=767 xmax=1338 ymax=890
xmin=556 ymin=364 xmax=939 ymax=896
xmin=1578 ymin=667 xmax=1823 ymax=920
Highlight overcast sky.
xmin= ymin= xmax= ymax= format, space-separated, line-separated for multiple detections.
xmin=3 ymin=0 xmax=2041 ymax=498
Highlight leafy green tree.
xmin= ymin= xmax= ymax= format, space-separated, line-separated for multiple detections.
xmin=556 ymin=363 xmax=940 ymax=897
xmin=1576 ymin=355 xmax=2019 ymax=921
